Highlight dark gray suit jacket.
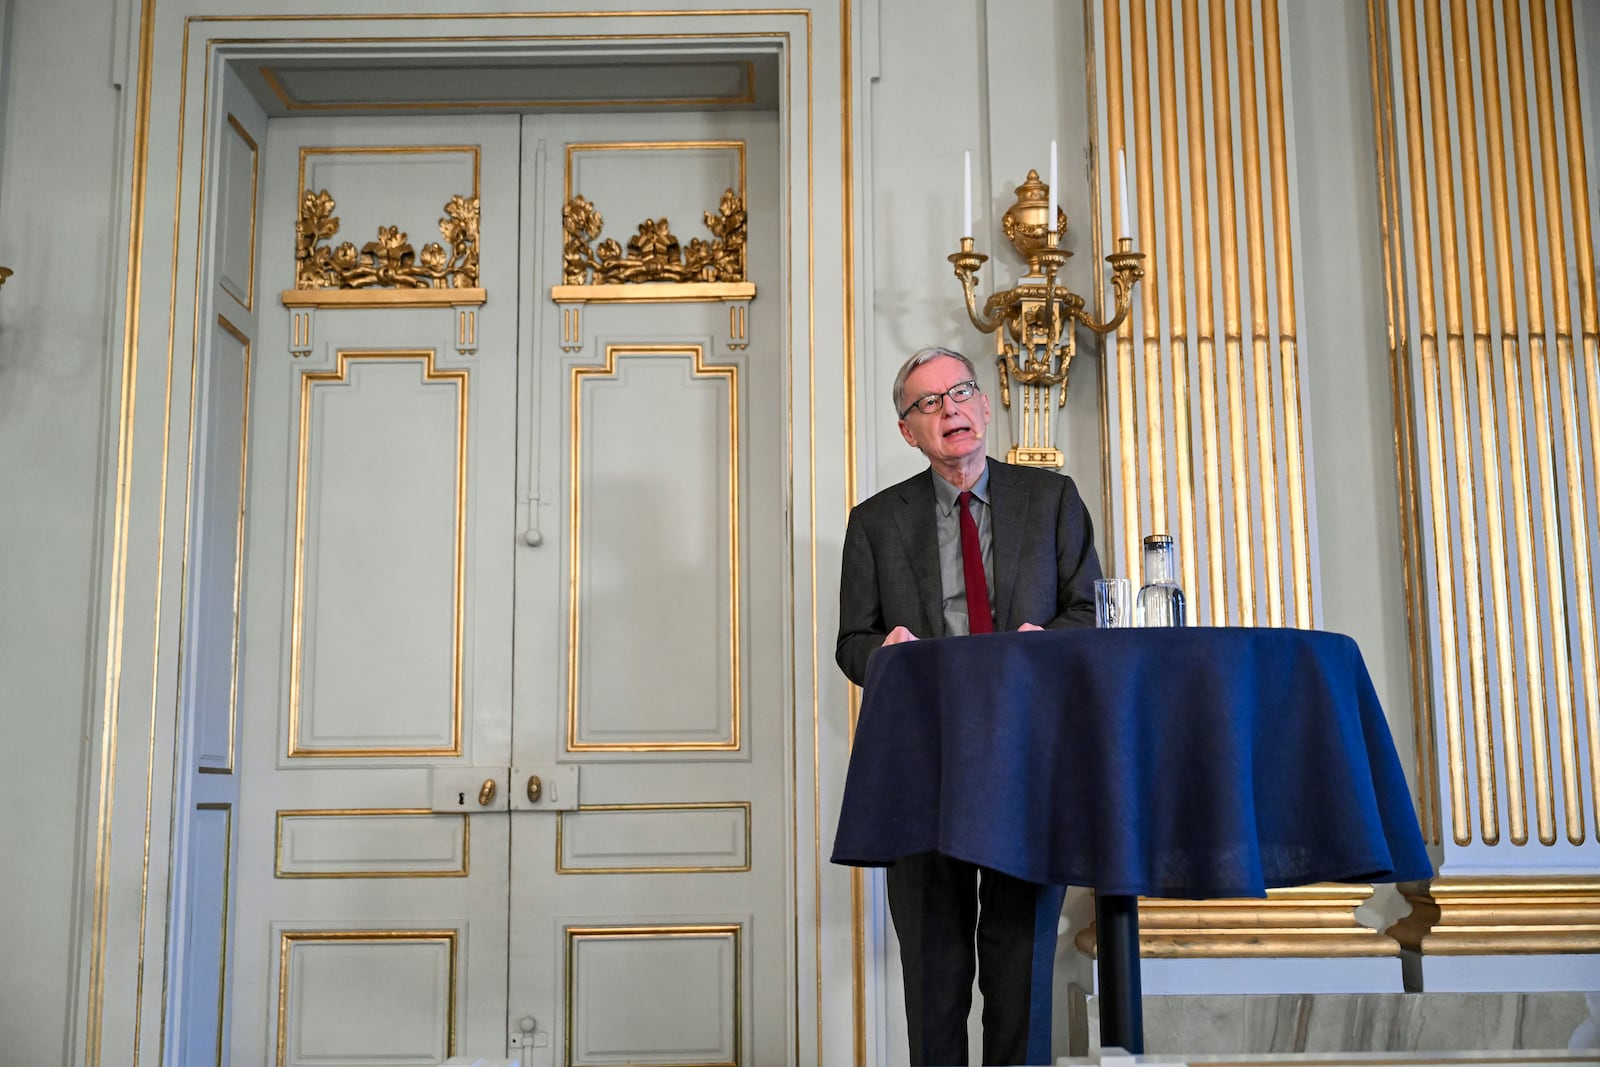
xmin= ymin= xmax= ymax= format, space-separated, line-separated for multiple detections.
xmin=836 ymin=458 xmax=1103 ymax=686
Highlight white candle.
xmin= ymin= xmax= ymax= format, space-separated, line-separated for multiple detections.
xmin=1117 ymin=148 xmax=1131 ymax=239
xmin=1048 ymin=140 xmax=1059 ymax=231
xmin=964 ymin=150 xmax=973 ymax=238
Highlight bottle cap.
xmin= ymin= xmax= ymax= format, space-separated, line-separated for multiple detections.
xmin=1143 ymin=533 xmax=1173 ymax=546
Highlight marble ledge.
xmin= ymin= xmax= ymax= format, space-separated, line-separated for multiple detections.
xmin=1066 ymin=991 xmax=1600 ymax=1059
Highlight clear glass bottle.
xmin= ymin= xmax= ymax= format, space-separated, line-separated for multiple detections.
xmin=1137 ymin=534 xmax=1187 ymax=626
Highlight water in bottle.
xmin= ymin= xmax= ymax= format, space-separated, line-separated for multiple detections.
xmin=1137 ymin=533 xmax=1186 ymax=627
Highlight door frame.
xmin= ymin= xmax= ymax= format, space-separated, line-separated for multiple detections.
xmin=83 ymin=6 xmax=867 ymax=1067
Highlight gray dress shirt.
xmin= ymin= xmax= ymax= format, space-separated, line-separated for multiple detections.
xmin=931 ymin=466 xmax=993 ymax=636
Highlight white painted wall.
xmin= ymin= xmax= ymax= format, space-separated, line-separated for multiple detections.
xmin=0 ymin=0 xmax=127 ymax=1062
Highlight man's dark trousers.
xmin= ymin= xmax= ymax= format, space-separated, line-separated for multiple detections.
xmin=887 ymin=851 xmax=1068 ymax=1066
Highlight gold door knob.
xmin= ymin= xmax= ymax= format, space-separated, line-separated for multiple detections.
xmin=478 ymin=778 xmax=498 ymax=806
xmin=526 ymin=775 xmax=543 ymax=803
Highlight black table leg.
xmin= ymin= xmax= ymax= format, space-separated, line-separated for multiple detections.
xmin=1095 ymin=892 xmax=1144 ymax=1053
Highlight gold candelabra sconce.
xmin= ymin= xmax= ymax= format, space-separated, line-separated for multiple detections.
xmin=949 ymin=159 xmax=1144 ymax=467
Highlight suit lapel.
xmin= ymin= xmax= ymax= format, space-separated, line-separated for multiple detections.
xmin=892 ymin=471 xmax=945 ymax=637
xmin=988 ymin=459 xmax=1030 ymax=629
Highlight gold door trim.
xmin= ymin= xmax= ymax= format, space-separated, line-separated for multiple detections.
xmin=280 ymin=287 xmax=487 ymax=309
xmin=555 ymin=802 xmax=752 ymax=874
xmin=297 ymin=144 xmax=481 ymax=205
xmin=221 ymin=115 xmax=259 ymax=312
xmin=276 ymin=928 xmax=458 ymax=1067
xmin=261 ymin=58 xmax=757 ymax=112
xmin=274 ymin=808 xmax=470 ymax=878
xmin=288 ymin=350 xmax=468 ymax=758
xmin=567 ymin=344 xmax=741 ymax=753
xmin=94 ymin=12 xmax=834 ymax=1066
xmin=550 ymin=280 xmax=755 ymax=304
xmin=195 ymin=803 xmax=233 ymax=1066
xmin=564 ymin=923 xmax=742 ymax=1067
xmin=563 ymin=139 xmax=748 ymax=208
xmin=195 ymin=314 xmax=253 ymax=776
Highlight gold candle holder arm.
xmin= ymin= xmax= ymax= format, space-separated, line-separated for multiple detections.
xmin=1075 ymin=238 xmax=1146 ymax=335
xmin=947 ymin=237 xmax=1007 ymax=335
xmin=0 ymin=266 xmax=12 ymax=289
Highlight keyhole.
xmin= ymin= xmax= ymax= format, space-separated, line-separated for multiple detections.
xmin=458 ymin=791 xmax=465 ymax=805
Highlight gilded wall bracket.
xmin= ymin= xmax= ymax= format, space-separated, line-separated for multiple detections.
xmin=550 ymin=190 xmax=756 ymax=354
xmin=950 ymin=169 xmax=1144 ymax=467
xmin=279 ymin=189 xmax=486 ymax=358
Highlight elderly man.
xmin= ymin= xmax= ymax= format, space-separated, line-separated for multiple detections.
xmin=836 ymin=346 xmax=1102 ymax=1065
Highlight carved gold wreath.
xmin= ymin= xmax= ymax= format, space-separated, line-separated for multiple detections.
xmin=295 ymin=190 xmax=479 ymax=290
xmin=561 ymin=188 xmax=747 ymax=286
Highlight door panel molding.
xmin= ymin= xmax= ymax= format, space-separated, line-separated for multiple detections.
xmin=556 ymin=802 xmax=752 ymax=874
xmin=567 ymin=344 xmax=741 ymax=753
xmin=289 ymin=349 xmax=468 ymax=758
xmin=276 ymin=927 xmax=458 ymax=1066
xmin=564 ymin=923 xmax=742 ymax=1067
xmin=275 ymin=809 xmax=470 ymax=878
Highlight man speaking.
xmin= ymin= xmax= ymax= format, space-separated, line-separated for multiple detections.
xmin=836 ymin=346 xmax=1102 ymax=1065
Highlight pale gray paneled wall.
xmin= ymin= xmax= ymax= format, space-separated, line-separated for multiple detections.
xmin=0 ymin=0 xmax=126 ymax=1061
xmin=863 ymin=0 xmax=1107 ymax=555
xmin=862 ymin=0 xmax=987 ymax=489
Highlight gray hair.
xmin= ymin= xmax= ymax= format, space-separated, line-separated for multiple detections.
xmin=892 ymin=346 xmax=979 ymax=417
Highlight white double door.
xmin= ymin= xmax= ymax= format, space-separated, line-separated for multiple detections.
xmin=230 ymin=111 xmax=788 ymax=1066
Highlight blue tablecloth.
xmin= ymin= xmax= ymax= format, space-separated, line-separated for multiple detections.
xmin=831 ymin=627 xmax=1433 ymax=898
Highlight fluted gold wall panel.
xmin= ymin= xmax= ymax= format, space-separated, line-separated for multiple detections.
xmin=1371 ymin=0 xmax=1600 ymax=850
xmin=1099 ymin=0 xmax=1315 ymax=629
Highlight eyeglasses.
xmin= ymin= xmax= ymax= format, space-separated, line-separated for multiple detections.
xmin=899 ymin=380 xmax=980 ymax=418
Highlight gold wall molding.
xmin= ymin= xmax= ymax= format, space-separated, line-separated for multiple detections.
xmin=1370 ymin=0 xmax=1600 ymax=853
xmin=1074 ymin=885 xmax=1399 ymax=959
xmin=193 ymin=315 xmax=253 ymax=776
xmin=195 ymin=803 xmax=233 ymax=1066
xmin=222 ymin=113 xmax=259 ymax=311
xmin=1097 ymin=0 xmax=1314 ymax=629
xmin=1390 ymin=877 xmax=1600 ymax=955
xmin=258 ymin=58 xmax=758 ymax=112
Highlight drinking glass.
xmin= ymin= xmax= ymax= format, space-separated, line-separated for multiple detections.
xmin=1094 ymin=577 xmax=1135 ymax=628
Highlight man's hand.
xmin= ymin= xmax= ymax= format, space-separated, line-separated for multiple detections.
xmin=1017 ymin=622 xmax=1043 ymax=632
xmin=883 ymin=625 xmax=919 ymax=646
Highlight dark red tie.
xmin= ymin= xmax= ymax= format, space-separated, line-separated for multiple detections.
xmin=957 ymin=490 xmax=994 ymax=634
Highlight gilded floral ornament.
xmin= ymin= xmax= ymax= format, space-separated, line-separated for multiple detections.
xmin=562 ymin=188 xmax=747 ymax=285
xmin=294 ymin=190 xmax=479 ymax=290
